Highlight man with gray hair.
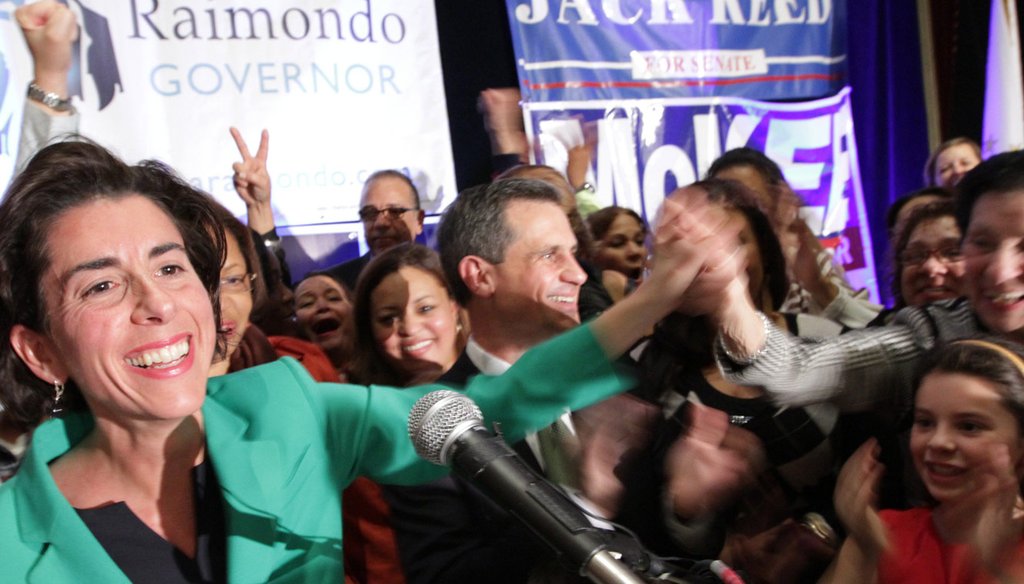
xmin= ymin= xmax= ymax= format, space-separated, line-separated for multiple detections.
xmin=324 ymin=169 xmax=425 ymax=291
xmin=383 ymin=178 xmax=590 ymax=583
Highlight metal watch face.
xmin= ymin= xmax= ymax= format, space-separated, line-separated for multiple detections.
xmin=28 ymin=84 xmax=73 ymax=112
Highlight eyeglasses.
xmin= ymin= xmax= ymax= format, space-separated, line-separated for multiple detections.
xmin=358 ymin=206 xmax=416 ymax=223
xmin=898 ymin=246 xmax=964 ymax=266
xmin=220 ymin=273 xmax=257 ymax=293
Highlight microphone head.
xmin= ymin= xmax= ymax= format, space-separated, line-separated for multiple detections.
xmin=408 ymin=389 xmax=484 ymax=465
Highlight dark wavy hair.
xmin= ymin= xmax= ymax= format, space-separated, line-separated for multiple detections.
xmin=350 ymin=243 xmax=467 ymax=386
xmin=0 ymin=139 xmax=226 ymax=432
xmin=885 ymin=187 xmax=953 ymax=236
xmin=586 ymin=206 xmax=647 ymax=241
xmin=956 ymin=149 xmax=1024 ymax=234
xmin=917 ymin=336 xmax=1024 ymax=438
xmin=707 ymin=147 xmax=787 ymax=186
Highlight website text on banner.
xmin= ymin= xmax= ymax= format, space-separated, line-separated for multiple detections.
xmin=0 ymin=0 xmax=457 ymax=231
xmin=525 ymin=88 xmax=878 ymax=302
xmin=506 ymin=0 xmax=845 ymax=102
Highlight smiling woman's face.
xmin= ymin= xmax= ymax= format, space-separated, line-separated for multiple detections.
xmin=370 ymin=266 xmax=460 ymax=380
xmin=14 ymin=195 xmax=215 ymax=424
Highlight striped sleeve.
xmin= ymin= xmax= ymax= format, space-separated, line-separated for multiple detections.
xmin=716 ymin=299 xmax=979 ymax=413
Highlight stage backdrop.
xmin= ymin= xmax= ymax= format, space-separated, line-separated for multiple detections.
xmin=0 ymin=0 xmax=456 ymax=246
xmin=506 ymin=0 xmax=846 ymax=102
xmin=525 ymin=88 xmax=878 ymax=302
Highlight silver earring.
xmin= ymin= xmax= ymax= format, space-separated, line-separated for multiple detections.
xmin=52 ymin=380 xmax=65 ymax=415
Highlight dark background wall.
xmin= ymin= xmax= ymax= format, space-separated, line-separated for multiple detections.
xmin=435 ymin=1 xmax=518 ymax=191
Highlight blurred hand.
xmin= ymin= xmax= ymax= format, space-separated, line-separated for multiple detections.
xmin=229 ymin=128 xmax=274 ymax=234
xmin=575 ymin=394 xmax=658 ymax=517
xmin=937 ymin=444 xmax=1024 ymax=577
xmin=478 ymin=88 xmax=528 ymax=160
xmin=834 ymin=439 xmax=889 ymax=555
xmin=648 ymin=186 xmax=745 ymax=318
xmin=16 ymin=0 xmax=77 ymax=95
xmin=788 ymin=219 xmax=838 ymax=307
xmin=665 ymin=403 xmax=763 ymax=519
xmin=566 ymin=143 xmax=592 ymax=189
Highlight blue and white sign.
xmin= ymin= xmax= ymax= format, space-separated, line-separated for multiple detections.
xmin=506 ymin=0 xmax=846 ymax=102
xmin=526 ymin=88 xmax=878 ymax=302
xmin=0 ymin=0 xmax=456 ymax=233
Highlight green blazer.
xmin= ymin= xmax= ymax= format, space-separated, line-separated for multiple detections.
xmin=0 ymin=324 xmax=632 ymax=583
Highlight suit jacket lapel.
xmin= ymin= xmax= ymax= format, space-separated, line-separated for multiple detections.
xmin=202 ymin=395 xmax=285 ymax=582
xmin=14 ymin=417 xmax=130 ymax=583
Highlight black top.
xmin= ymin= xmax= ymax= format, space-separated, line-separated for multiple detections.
xmin=76 ymin=459 xmax=227 ymax=584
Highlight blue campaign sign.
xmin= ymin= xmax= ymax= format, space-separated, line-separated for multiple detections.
xmin=525 ymin=88 xmax=878 ymax=302
xmin=506 ymin=0 xmax=846 ymax=102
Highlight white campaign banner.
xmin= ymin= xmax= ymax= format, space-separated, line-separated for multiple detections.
xmin=0 ymin=0 xmax=456 ymax=231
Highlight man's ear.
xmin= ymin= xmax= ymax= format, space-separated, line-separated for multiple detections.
xmin=459 ymin=255 xmax=496 ymax=299
xmin=9 ymin=325 xmax=68 ymax=384
xmin=414 ymin=209 xmax=426 ymax=233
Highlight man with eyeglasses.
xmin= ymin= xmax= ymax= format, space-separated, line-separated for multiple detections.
xmin=324 ymin=170 xmax=426 ymax=291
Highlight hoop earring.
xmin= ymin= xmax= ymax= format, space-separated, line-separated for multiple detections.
xmin=52 ymin=380 xmax=65 ymax=416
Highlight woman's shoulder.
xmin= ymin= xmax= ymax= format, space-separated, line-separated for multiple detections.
xmin=206 ymin=358 xmax=320 ymax=416
xmin=211 ymin=357 xmax=312 ymax=390
xmin=892 ymin=297 xmax=978 ymax=345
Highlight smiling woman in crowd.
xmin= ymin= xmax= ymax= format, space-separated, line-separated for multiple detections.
xmin=0 ymin=140 xmax=723 ymax=582
xmin=350 ymin=243 xmax=467 ymax=387
xmin=889 ymin=200 xmax=965 ymax=311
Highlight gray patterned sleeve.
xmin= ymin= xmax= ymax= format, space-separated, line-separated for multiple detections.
xmin=716 ymin=300 xmax=979 ymax=413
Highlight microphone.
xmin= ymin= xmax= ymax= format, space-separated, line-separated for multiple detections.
xmin=408 ymin=390 xmax=655 ymax=584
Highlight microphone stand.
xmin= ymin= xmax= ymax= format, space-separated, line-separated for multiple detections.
xmin=585 ymin=550 xmax=647 ymax=584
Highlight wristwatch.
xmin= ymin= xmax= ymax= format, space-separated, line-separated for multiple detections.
xmin=27 ymin=81 xmax=74 ymax=113
xmin=574 ymin=182 xmax=596 ymax=194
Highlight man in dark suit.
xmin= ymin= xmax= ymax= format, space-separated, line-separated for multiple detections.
xmin=324 ymin=170 xmax=425 ymax=291
xmin=382 ymin=178 xmax=591 ymax=584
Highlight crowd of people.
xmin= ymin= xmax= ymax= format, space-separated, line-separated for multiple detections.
xmin=0 ymin=2 xmax=1022 ymax=583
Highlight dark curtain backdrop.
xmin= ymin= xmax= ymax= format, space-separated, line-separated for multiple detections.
xmin=438 ymin=2 xmax=933 ymax=305
xmin=845 ymin=0 xmax=930 ymax=303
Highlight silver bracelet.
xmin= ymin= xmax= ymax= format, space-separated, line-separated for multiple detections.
xmin=718 ymin=311 xmax=771 ymax=365
xmin=27 ymin=81 xmax=74 ymax=113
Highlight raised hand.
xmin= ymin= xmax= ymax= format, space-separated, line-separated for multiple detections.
xmin=650 ymin=185 xmax=745 ymax=318
xmin=478 ymin=88 xmax=528 ymax=160
xmin=664 ymin=403 xmax=763 ymax=519
xmin=566 ymin=143 xmax=592 ymax=190
xmin=229 ymin=127 xmax=273 ymax=234
xmin=587 ymin=184 xmax=744 ymax=359
xmin=16 ymin=0 xmax=78 ymax=97
xmin=834 ymin=439 xmax=889 ymax=555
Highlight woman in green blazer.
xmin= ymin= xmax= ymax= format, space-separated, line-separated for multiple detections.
xmin=0 ymin=140 xmax=740 ymax=582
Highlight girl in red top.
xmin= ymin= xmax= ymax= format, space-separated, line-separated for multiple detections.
xmin=824 ymin=337 xmax=1024 ymax=583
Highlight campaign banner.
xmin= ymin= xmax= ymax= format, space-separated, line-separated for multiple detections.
xmin=525 ymin=87 xmax=879 ymax=302
xmin=0 ymin=0 xmax=456 ymax=235
xmin=506 ymin=0 xmax=846 ymax=103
